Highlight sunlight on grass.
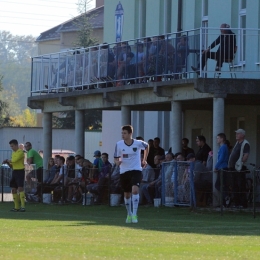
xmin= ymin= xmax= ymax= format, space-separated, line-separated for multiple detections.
xmin=0 ymin=203 xmax=259 ymax=259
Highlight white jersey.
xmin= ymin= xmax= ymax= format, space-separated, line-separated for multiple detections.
xmin=114 ymin=139 xmax=148 ymax=174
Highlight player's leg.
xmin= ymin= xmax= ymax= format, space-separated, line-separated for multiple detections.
xmin=120 ymin=172 xmax=132 ymax=223
xmin=17 ymin=170 xmax=26 ymax=211
xmin=131 ymin=170 xmax=142 ymax=223
xmin=10 ymin=172 xmax=19 ymax=211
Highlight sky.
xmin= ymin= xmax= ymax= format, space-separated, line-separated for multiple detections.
xmin=0 ymin=0 xmax=95 ymax=37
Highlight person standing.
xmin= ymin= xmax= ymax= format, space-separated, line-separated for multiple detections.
xmin=2 ymin=139 xmax=25 ymax=212
xmin=228 ymin=129 xmax=250 ymax=208
xmin=114 ymin=125 xmax=149 ymax=223
xmin=25 ymin=142 xmax=43 ymax=192
xmin=214 ymin=133 xmax=230 ymax=206
xmin=195 ymin=135 xmax=211 ymax=166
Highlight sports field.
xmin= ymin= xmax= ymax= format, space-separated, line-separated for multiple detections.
xmin=0 ymin=203 xmax=259 ymax=259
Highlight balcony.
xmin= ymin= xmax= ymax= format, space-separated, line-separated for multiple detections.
xmin=31 ymin=28 xmax=260 ymax=96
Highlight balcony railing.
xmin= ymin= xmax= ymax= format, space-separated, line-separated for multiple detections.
xmin=31 ymin=28 xmax=260 ymax=95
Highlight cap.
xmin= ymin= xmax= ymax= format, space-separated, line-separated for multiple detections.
xmin=186 ymin=153 xmax=195 ymax=160
xmin=235 ymin=129 xmax=245 ymax=135
xmin=93 ymin=150 xmax=101 ymax=157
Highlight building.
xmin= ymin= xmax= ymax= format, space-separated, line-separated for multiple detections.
xmin=36 ymin=0 xmax=104 ymax=55
xmin=28 ymin=0 xmax=260 ymax=202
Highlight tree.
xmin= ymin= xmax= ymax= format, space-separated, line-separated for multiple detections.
xmin=0 ymin=75 xmax=9 ymax=126
xmin=74 ymin=0 xmax=99 ymax=48
xmin=53 ymin=0 xmax=102 ymax=130
xmin=0 ymin=31 xmax=37 ymax=110
xmin=9 ymin=108 xmax=37 ymax=127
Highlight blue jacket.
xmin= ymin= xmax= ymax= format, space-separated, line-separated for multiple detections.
xmin=215 ymin=144 xmax=229 ymax=170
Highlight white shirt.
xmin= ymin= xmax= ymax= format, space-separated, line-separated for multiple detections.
xmin=114 ymin=139 xmax=148 ymax=174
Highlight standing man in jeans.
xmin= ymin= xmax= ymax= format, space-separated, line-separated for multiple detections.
xmin=228 ymin=129 xmax=250 ymax=208
xmin=114 ymin=125 xmax=149 ymax=224
xmin=24 ymin=142 xmax=43 ymax=192
xmin=2 ymin=139 xmax=25 ymax=212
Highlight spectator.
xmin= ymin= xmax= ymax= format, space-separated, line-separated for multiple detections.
xmin=87 ymin=153 xmax=112 ymax=204
xmin=189 ymin=152 xmax=213 ymax=206
xmin=181 ymin=138 xmax=195 ymax=159
xmin=228 ymin=129 xmax=250 ymax=208
xmin=50 ymin=156 xmax=67 ymax=185
xmin=214 ymin=133 xmax=230 ymax=207
xmin=195 ymin=135 xmax=211 ymax=165
xmin=25 ymin=142 xmax=43 ymax=192
xmin=176 ymin=35 xmax=189 ymax=74
xmin=139 ymin=154 xmax=155 ymax=205
xmin=66 ymin=155 xmax=76 ymax=183
xmin=92 ymin=150 xmax=102 ymax=182
xmin=191 ymin=23 xmax=236 ymax=74
xmin=141 ymin=155 xmax=162 ymax=206
xmin=147 ymin=137 xmax=165 ymax=168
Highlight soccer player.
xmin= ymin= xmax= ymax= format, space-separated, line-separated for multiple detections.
xmin=2 ymin=139 xmax=25 ymax=212
xmin=114 ymin=125 xmax=149 ymax=223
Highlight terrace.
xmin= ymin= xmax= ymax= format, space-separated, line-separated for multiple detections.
xmin=30 ymin=27 xmax=260 ymax=96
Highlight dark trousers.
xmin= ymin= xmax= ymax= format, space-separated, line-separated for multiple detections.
xmin=201 ymin=51 xmax=224 ymax=69
xmin=229 ymin=169 xmax=247 ymax=207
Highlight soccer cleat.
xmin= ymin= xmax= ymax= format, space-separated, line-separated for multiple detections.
xmin=125 ymin=215 xmax=132 ymax=224
xmin=131 ymin=215 xmax=138 ymax=223
xmin=19 ymin=208 xmax=26 ymax=212
xmin=10 ymin=208 xmax=19 ymax=212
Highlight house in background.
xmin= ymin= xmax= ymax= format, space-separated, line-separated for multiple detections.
xmin=35 ymin=0 xmax=104 ymax=55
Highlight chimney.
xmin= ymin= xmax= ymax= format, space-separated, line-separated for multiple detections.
xmin=96 ymin=0 xmax=104 ymax=8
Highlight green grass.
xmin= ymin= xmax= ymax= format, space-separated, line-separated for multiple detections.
xmin=0 ymin=203 xmax=259 ymax=259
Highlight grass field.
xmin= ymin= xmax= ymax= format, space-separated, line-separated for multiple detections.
xmin=0 ymin=202 xmax=259 ymax=260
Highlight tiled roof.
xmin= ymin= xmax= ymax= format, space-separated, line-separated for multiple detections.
xmin=36 ymin=5 xmax=104 ymax=42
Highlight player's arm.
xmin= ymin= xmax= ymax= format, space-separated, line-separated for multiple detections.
xmin=142 ymin=144 xmax=149 ymax=167
xmin=114 ymin=157 xmax=121 ymax=166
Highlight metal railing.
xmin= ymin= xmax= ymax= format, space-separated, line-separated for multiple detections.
xmin=31 ymin=28 xmax=260 ymax=95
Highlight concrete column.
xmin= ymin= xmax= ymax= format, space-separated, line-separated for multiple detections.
xmin=75 ymin=110 xmax=85 ymax=157
xmin=138 ymin=111 xmax=144 ymax=138
xmin=163 ymin=111 xmax=170 ymax=151
xmin=212 ymin=97 xmax=225 ymax=206
xmin=43 ymin=112 xmax=52 ymax=179
xmin=121 ymin=106 xmax=131 ymax=126
xmin=170 ymin=101 xmax=182 ymax=154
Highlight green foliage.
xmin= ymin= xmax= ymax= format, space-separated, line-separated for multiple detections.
xmin=0 ymin=75 xmax=9 ymax=126
xmin=52 ymin=110 xmax=102 ymax=130
xmin=74 ymin=0 xmax=99 ymax=48
xmin=0 ymin=31 xmax=37 ymax=110
xmin=9 ymin=108 xmax=37 ymax=127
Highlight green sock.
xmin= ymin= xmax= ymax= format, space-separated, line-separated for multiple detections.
xmin=12 ymin=194 xmax=19 ymax=209
xmin=19 ymin=191 xmax=25 ymax=208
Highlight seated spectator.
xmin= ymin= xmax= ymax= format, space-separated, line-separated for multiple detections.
xmin=141 ymin=155 xmax=162 ymax=205
xmin=191 ymin=23 xmax=236 ymax=74
xmin=139 ymin=154 xmax=155 ymax=204
xmin=87 ymin=153 xmax=112 ymax=204
xmin=176 ymin=35 xmax=189 ymax=73
xmin=66 ymin=155 xmax=76 ymax=184
xmin=147 ymin=137 xmax=165 ymax=168
xmin=116 ymin=43 xmax=135 ymax=86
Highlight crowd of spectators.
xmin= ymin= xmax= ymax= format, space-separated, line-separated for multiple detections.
xmin=25 ymin=129 xmax=250 ymax=209
xmin=47 ymin=34 xmax=190 ymax=90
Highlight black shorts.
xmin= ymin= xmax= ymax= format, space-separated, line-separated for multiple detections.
xmin=120 ymin=170 xmax=142 ymax=192
xmin=10 ymin=169 xmax=25 ymax=189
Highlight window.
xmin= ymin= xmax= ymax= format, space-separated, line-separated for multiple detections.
xmin=238 ymin=0 xmax=246 ymax=63
xmin=201 ymin=0 xmax=209 ymax=50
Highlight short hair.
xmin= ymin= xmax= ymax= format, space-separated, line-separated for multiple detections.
xmin=9 ymin=139 xmax=18 ymax=145
xmin=136 ymin=136 xmax=144 ymax=141
xmin=25 ymin=142 xmax=32 ymax=147
xmin=122 ymin=125 xmax=133 ymax=134
xmin=154 ymin=137 xmax=161 ymax=143
xmin=196 ymin=135 xmax=206 ymax=142
xmin=101 ymin=152 xmax=108 ymax=158
xmin=182 ymin=138 xmax=189 ymax=143
xmin=67 ymin=155 xmax=75 ymax=161
xmin=54 ymin=155 xmax=60 ymax=159
xmin=217 ymin=133 xmax=226 ymax=141
xmin=59 ymin=156 xmax=65 ymax=164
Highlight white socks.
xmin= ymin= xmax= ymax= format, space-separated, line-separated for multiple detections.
xmin=132 ymin=194 xmax=139 ymax=216
xmin=124 ymin=197 xmax=132 ymax=216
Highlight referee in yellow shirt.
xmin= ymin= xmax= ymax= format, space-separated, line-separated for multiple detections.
xmin=2 ymin=139 xmax=25 ymax=212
